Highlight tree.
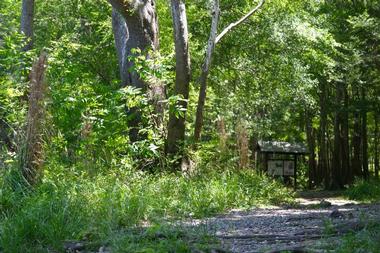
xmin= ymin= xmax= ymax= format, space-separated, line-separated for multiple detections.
xmin=375 ymin=114 xmax=379 ymax=179
xmin=112 ymin=9 xmax=129 ymax=86
xmin=194 ymin=0 xmax=265 ymax=142
xmin=109 ymin=0 xmax=159 ymax=87
xmin=108 ymin=0 xmax=165 ymax=141
xmin=21 ymin=52 xmax=48 ymax=185
xmin=166 ymin=0 xmax=191 ymax=155
xmin=193 ymin=0 xmax=220 ymax=142
xmin=305 ymin=109 xmax=317 ymax=189
xmin=20 ymin=0 xmax=34 ymax=51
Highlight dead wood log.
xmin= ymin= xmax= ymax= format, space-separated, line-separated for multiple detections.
xmin=267 ymin=247 xmax=321 ymax=253
xmin=217 ymin=233 xmax=323 ymax=241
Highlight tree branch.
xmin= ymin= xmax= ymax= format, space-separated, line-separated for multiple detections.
xmin=215 ymin=0 xmax=265 ymax=44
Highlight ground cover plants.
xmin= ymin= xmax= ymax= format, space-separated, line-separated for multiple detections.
xmin=0 ymin=164 xmax=294 ymax=252
xmin=345 ymin=179 xmax=380 ymax=203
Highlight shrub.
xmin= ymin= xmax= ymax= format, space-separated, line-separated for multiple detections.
xmin=345 ymin=179 xmax=380 ymax=202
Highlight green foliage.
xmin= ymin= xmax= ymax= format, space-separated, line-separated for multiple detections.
xmin=129 ymin=48 xmax=174 ymax=86
xmin=165 ymin=95 xmax=188 ymax=119
xmin=0 ymin=166 xmax=293 ymax=252
xmin=110 ymin=224 xmax=216 ymax=253
xmin=0 ymin=4 xmax=34 ymax=167
xmin=335 ymin=222 xmax=380 ymax=253
xmin=322 ymin=219 xmax=380 ymax=253
xmin=345 ymin=179 xmax=380 ymax=202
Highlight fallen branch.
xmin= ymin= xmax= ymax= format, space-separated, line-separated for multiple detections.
xmin=217 ymin=233 xmax=322 ymax=241
xmin=267 ymin=247 xmax=322 ymax=253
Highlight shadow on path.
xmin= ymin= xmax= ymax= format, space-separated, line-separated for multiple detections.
xmin=186 ymin=191 xmax=380 ymax=253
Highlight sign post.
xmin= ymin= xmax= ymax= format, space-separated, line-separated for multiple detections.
xmin=257 ymin=141 xmax=308 ymax=190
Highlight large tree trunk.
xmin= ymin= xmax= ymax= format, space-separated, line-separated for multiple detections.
xmin=112 ymin=9 xmax=129 ymax=86
xmin=109 ymin=0 xmax=160 ymax=87
xmin=305 ymin=110 xmax=316 ymax=189
xmin=166 ymin=0 xmax=191 ymax=155
xmin=375 ymin=113 xmax=379 ymax=179
xmin=109 ymin=0 xmax=164 ymax=142
xmin=21 ymin=52 xmax=48 ymax=185
xmin=331 ymin=82 xmax=350 ymax=188
xmin=249 ymin=134 xmax=258 ymax=169
xmin=331 ymin=82 xmax=343 ymax=189
xmin=352 ymin=111 xmax=362 ymax=178
xmin=193 ymin=0 xmax=220 ymax=142
xmin=318 ymin=80 xmax=329 ymax=188
xmin=351 ymin=87 xmax=362 ymax=178
xmin=341 ymin=86 xmax=351 ymax=184
xmin=361 ymin=88 xmax=369 ymax=179
xmin=20 ymin=0 xmax=34 ymax=51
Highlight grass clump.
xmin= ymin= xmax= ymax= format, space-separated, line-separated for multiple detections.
xmin=109 ymin=223 xmax=217 ymax=253
xmin=0 ymin=166 xmax=294 ymax=252
xmin=345 ymin=178 xmax=380 ymax=202
xmin=334 ymin=221 xmax=380 ymax=253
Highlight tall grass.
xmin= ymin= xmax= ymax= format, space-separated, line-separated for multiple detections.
xmin=345 ymin=178 xmax=380 ymax=202
xmin=0 ymin=165 xmax=294 ymax=252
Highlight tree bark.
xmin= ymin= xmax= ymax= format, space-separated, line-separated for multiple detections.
xmin=305 ymin=110 xmax=316 ymax=189
xmin=375 ymin=113 xmax=379 ymax=179
xmin=361 ymin=88 xmax=369 ymax=179
xmin=318 ymin=80 xmax=329 ymax=188
xmin=193 ymin=0 xmax=220 ymax=142
xmin=109 ymin=0 xmax=160 ymax=87
xmin=20 ymin=0 xmax=34 ymax=51
xmin=109 ymin=0 xmax=164 ymax=142
xmin=112 ymin=8 xmax=129 ymax=86
xmin=351 ymin=87 xmax=362 ymax=178
xmin=166 ymin=0 xmax=191 ymax=155
xmin=341 ymin=86 xmax=351 ymax=184
xmin=249 ymin=134 xmax=258 ymax=169
xmin=236 ymin=120 xmax=249 ymax=168
xmin=22 ymin=52 xmax=48 ymax=185
xmin=331 ymin=82 xmax=343 ymax=189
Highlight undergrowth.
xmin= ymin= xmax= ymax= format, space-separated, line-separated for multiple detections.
xmin=345 ymin=178 xmax=380 ymax=202
xmin=0 ymin=166 xmax=294 ymax=252
xmin=333 ymin=221 xmax=380 ymax=253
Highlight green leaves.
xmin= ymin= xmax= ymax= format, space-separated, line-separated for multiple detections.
xmin=164 ymin=95 xmax=188 ymax=119
xmin=129 ymin=48 xmax=174 ymax=86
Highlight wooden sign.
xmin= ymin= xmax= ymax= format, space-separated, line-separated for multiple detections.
xmin=268 ymin=160 xmax=283 ymax=176
xmin=267 ymin=160 xmax=295 ymax=176
xmin=284 ymin=160 xmax=295 ymax=176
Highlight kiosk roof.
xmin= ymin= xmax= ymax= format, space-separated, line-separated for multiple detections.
xmin=257 ymin=141 xmax=309 ymax=154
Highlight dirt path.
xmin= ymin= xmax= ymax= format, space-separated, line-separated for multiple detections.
xmin=61 ymin=193 xmax=379 ymax=253
xmin=191 ymin=194 xmax=380 ymax=253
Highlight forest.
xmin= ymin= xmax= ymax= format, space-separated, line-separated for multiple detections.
xmin=0 ymin=0 xmax=380 ymax=252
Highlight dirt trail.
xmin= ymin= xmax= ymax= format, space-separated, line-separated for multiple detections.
xmin=193 ymin=193 xmax=380 ymax=253
xmin=61 ymin=192 xmax=379 ymax=253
